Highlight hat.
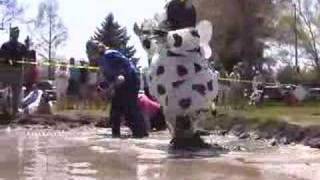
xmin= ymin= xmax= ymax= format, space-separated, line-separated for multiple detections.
xmin=10 ymin=27 xmax=19 ymax=33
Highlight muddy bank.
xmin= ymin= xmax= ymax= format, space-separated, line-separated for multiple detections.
xmin=205 ymin=114 xmax=320 ymax=149
xmin=5 ymin=112 xmax=320 ymax=149
xmin=11 ymin=114 xmax=108 ymax=130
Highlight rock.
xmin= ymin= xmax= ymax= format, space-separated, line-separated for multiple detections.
xmin=279 ymin=137 xmax=290 ymax=145
xmin=276 ymin=124 xmax=304 ymax=143
xmin=196 ymin=130 xmax=211 ymax=136
xmin=230 ymin=124 xmax=247 ymax=136
xmin=219 ymin=130 xmax=228 ymax=136
xmin=69 ymin=123 xmax=79 ymax=129
xmin=95 ymin=118 xmax=108 ymax=128
xmin=258 ymin=120 xmax=287 ymax=139
xmin=270 ymin=139 xmax=277 ymax=146
xmin=303 ymin=126 xmax=320 ymax=140
xmin=256 ymin=131 xmax=272 ymax=139
xmin=239 ymin=132 xmax=250 ymax=139
xmin=232 ymin=145 xmax=246 ymax=151
xmin=250 ymin=132 xmax=261 ymax=140
xmin=304 ymin=138 xmax=320 ymax=149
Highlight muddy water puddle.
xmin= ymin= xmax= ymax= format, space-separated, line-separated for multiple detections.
xmin=0 ymin=126 xmax=319 ymax=180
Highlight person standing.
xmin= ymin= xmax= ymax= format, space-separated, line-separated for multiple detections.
xmin=86 ymin=62 xmax=100 ymax=109
xmin=251 ymin=71 xmax=265 ymax=106
xmin=67 ymin=57 xmax=80 ymax=109
xmin=229 ymin=65 xmax=244 ymax=109
xmin=0 ymin=27 xmax=28 ymax=117
xmin=78 ymin=60 xmax=89 ymax=109
xmin=55 ymin=62 xmax=70 ymax=109
xmin=86 ymin=40 xmax=148 ymax=138
xmin=24 ymin=63 xmax=40 ymax=94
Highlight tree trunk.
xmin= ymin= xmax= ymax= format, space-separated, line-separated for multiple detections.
xmin=48 ymin=14 xmax=53 ymax=80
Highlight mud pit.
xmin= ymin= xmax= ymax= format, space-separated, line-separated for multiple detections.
xmin=0 ymin=125 xmax=320 ymax=180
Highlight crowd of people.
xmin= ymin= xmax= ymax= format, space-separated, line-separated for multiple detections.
xmin=54 ymin=58 xmax=97 ymax=109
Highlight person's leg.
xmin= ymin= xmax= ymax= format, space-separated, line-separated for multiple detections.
xmin=0 ymin=68 xmax=22 ymax=117
xmin=109 ymin=95 xmax=124 ymax=137
xmin=150 ymin=111 xmax=166 ymax=131
xmin=67 ymin=80 xmax=79 ymax=109
xmin=125 ymin=93 xmax=148 ymax=138
xmin=11 ymin=84 xmax=22 ymax=115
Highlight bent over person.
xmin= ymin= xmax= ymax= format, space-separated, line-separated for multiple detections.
xmin=86 ymin=40 xmax=148 ymax=138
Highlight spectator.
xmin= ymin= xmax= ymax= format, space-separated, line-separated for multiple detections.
xmin=24 ymin=63 xmax=40 ymax=94
xmin=78 ymin=61 xmax=89 ymax=109
xmin=67 ymin=57 xmax=80 ymax=109
xmin=229 ymin=65 xmax=245 ymax=109
xmin=250 ymin=71 xmax=265 ymax=106
xmin=86 ymin=63 xmax=101 ymax=109
xmin=19 ymin=84 xmax=43 ymax=115
xmin=55 ymin=62 xmax=70 ymax=109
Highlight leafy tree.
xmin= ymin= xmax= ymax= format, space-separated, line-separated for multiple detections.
xmin=277 ymin=65 xmax=301 ymax=84
xmin=194 ymin=0 xmax=277 ymax=75
xmin=276 ymin=0 xmax=320 ymax=74
xmin=92 ymin=13 xmax=138 ymax=62
xmin=277 ymin=65 xmax=320 ymax=84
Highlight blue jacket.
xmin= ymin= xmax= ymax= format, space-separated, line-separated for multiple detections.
xmin=98 ymin=50 xmax=140 ymax=93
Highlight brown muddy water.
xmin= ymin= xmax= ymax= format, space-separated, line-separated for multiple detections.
xmin=0 ymin=126 xmax=319 ymax=180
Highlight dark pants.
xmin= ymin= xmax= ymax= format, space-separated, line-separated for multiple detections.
xmin=0 ymin=67 xmax=23 ymax=116
xmin=110 ymin=90 xmax=148 ymax=137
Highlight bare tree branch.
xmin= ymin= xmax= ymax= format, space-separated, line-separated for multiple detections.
xmin=0 ymin=0 xmax=24 ymax=29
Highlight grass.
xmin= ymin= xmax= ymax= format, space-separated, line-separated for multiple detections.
xmin=52 ymin=102 xmax=111 ymax=118
xmin=53 ymin=100 xmax=320 ymax=127
xmin=228 ymin=101 xmax=320 ymax=126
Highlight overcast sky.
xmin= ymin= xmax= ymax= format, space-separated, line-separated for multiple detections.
xmin=11 ymin=0 xmax=166 ymax=67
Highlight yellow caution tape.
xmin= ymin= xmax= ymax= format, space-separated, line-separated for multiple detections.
xmin=11 ymin=59 xmax=293 ymax=87
xmin=16 ymin=60 xmax=100 ymax=71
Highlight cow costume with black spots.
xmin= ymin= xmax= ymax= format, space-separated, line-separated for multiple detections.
xmin=134 ymin=0 xmax=218 ymax=148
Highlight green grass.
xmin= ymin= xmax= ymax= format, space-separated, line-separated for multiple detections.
xmin=53 ymin=100 xmax=320 ymax=127
xmin=53 ymin=103 xmax=111 ymax=118
xmin=230 ymin=101 xmax=320 ymax=126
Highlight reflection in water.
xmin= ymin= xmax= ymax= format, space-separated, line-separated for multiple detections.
xmin=0 ymin=127 xmax=319 ymax=180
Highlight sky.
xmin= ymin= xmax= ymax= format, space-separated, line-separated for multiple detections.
xmin=10 ymin=0 xmax=167 ymax=67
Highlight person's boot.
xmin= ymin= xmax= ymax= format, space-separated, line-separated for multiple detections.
xmin=112 ymin=128 xmax=121 ymax=138
xmin=132 ymin=131 xmax=148 ymax=138
xmin=170 ymin=134 xmax=211 ymax=150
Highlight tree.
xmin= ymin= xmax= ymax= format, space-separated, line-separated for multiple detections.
xmin=29 ymin=0 xmax=68 ymax=79
xmin=271 ymin=0 xmax=320 ymax=76
xmin=194 ymin=0 xmax=277 ymax=77
xmin=277 ymin=65 xmax=319 ymax=84
xmin=277 ymin=65 xmax=301 ymax=84
xmin=92 ymin=13 xmax=138 ymax=61
xmin=0 ymin=0 xmax=24 ymax=30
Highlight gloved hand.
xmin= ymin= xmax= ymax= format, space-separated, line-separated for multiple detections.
xmin=115 ymin=75 xmax=125 ymax=86
xmin=97 ymin=82 xmax=116 ymax=100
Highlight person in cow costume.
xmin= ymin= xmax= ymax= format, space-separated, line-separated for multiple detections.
xmin=134 ymin=0 xmax=218 ymax=148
